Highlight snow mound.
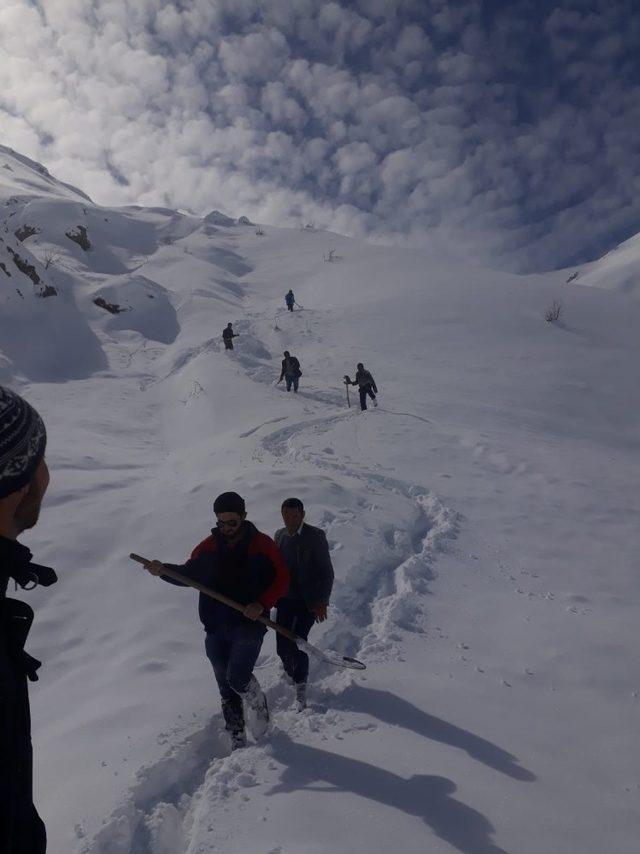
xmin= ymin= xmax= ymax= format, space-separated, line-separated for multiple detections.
xmin=203 ymin=209 xmax=236 ymax=227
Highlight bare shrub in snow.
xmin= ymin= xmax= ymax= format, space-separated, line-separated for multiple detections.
xmin=43 ymin=249 xmax=60 ymax=270
xmin=545 ymin=300 xmax=563 ymax=323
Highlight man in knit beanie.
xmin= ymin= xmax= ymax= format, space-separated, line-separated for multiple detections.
xmin=1 ymin=385 xmax=56 ymax=854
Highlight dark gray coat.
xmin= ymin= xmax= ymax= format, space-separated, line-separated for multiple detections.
xmin=1 ymin=537 xmax=54 ymax=853
xmin=274 ymin=523 xmax=334 ymax=607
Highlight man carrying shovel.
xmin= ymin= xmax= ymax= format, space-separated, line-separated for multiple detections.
xmin=140 ymin=491 xmax=289 ymax=749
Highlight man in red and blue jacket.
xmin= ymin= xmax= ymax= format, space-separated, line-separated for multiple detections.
xmin=145 ymin=492 xmax=289 ymax=748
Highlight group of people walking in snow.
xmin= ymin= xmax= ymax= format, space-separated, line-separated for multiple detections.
xmin=223 ymin=290 xmax=380 ymax=410
xmin=1 ymin=382 xmax=335 ymax=849
xmin=2 ymin=280 xmax=378 ymax=849
xmin=144 ymin=492 xmax=334 ymax=748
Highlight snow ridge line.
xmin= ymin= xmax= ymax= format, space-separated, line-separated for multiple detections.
xmin=256 ymin=408 xmax=460 ymax=664
xmin=360 ymin=492 xmax=459 ymax=661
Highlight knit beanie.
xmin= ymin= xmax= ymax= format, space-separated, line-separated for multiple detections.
xmin=0 ymin=386 xmax=47 ymax=499
xmin=213 ymin=491 xmax=246 ymax=515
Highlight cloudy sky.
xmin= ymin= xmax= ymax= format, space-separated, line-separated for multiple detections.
xmin=1 ymin=0 xmax=639 ymax=271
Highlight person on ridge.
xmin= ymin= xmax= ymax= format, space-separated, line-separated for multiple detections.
xmin=222 ymin=322 xmax=237 ymax=351
xmin=285 ymin=289 xmax=295 ymax=312
xmin=1 ymin=386 xmax=56 ymax=854
xmin=278 ymin=351 xmax=302 ymax=393
xmin=142 ymin=491 xmax=289 ymax=749
xmin=347 ymin=363 xmax=378 ymax=411
xmin=274 ymin=498 xmax=334 ymax=710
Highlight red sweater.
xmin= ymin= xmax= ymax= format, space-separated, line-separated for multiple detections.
xmin=189 ymin=527 xmax=289 ymax=609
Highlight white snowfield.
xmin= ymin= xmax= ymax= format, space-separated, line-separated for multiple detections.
xmin=1 ymin=143 xmax=639 ymax=854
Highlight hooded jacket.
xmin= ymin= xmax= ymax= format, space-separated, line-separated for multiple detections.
xmin=279 ymin=355 xmax=301 ymax=380
xmin=353 ymin=368 xmax=377 ymax=392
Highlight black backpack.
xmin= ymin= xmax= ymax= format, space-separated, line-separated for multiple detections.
xmin=289 ymin=356 xmax=301 ymax=376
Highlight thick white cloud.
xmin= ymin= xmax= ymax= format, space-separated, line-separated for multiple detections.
xmin=1 ymin=0 xmax=638 ymax=271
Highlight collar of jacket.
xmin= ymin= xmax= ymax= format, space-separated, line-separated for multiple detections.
xmin=283 ymin=522 xmax=305 ymax=538
xmin=210 ymin=520 xmax=257 ymax=551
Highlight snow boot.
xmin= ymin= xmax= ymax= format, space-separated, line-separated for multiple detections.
xmin=242 ymin=675 xmax=269 ymax=739
xmin=222 ymin=698 xmax=246 ymax=749
xmin=295 ymin=682 xmax=307 ymax=712
xmin=230 ymin=730 xmax=247 ymax=750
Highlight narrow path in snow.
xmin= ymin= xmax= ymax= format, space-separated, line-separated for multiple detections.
xmin=79 ymin=284 xmax=464 ymax=854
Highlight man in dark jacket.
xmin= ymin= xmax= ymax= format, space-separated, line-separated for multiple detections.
xmin=222 ymin=322 xmax=237 ymax=350
xmin=274 ymin=498 xmax=334 ymax=710
xmin=285 ymin=290 xmax=295 ymax=311
xmin=348 ymin=363 xmax=378 ymax=411
xmin=1 ymin=385 xmax=56 ymax=854
xmin=278 ymin=351 xmax=302 ymax=393
xmin=144 ymin=492 xmax=289 ymax=748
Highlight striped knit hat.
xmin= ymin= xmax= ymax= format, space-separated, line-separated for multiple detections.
xmin=0 ymin=386 xmax=47 ymax=499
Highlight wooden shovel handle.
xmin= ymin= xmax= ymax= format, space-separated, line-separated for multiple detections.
xmin=129 ymin=553 xmax=297 ymax=641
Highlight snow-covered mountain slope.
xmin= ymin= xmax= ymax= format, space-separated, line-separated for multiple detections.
xmin=2 ymin=146 xmax=640 ymax=854
xmin=561 ymin=230 xmax=640 ymax=297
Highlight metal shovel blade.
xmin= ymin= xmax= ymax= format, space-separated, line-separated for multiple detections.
xmin=296 ymin=638 xmax=366 ymax=671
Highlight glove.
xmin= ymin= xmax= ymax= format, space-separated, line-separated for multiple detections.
xmin=11 ymin=561 xmax=58 ymax=589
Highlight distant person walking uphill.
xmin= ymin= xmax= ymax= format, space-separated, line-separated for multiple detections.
xmin=285 ymin=289 xmax=295 ymax=311
xmin=346 ymin=363 xmax=378 ymax=411
xmin=222 ymin=322 xmax=238 ymax=351
xmin=278 ymin=350 xmax=302 ymax=393
xmin=141 ymin=492 xmax=289 ymax=749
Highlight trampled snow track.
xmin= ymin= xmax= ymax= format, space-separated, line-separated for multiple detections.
xmin=78 ymin=292 xmax=460 ymax=854
xmin=78 ymin=260 xmax=458 ymax=854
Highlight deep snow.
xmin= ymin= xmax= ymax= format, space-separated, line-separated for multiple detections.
xmin=1 ymin=143 xmax=639 ymax=854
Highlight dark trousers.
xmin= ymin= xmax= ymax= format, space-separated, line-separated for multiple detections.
xmin=285 ymin=374 xmax=299 ymax=392
xmin=2 ymin=671 xmax=47 ymax=853
xmin=286 ymin=303 xmax=294 ymax=311
xmin=276 ymin=599 xmax=316 ymax=684
xmin=359 ymin=384 xmax=376 ymax=410
xmin=205 ymin=621 xmax=266 ymax=732
xmin=4 ymin=803 xmax=46 ymax=854
xmin=224 ymin=339 xmax=233 ymax=350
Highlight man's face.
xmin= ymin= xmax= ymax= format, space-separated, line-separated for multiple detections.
xmin=14 ymin=458 xmax=50 ymax=533
xmin=282 ymin=506 xmax=304 ymax=534
xmin=216 ymin=512 xmax=245 ymax=541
